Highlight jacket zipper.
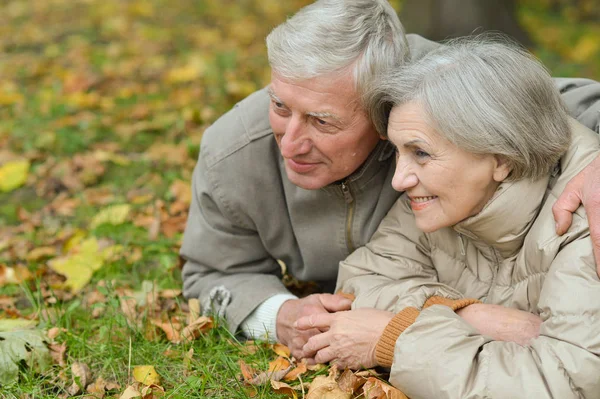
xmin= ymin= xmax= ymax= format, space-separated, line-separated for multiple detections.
xmin=341 ymin=181 xmax=356 ymax=253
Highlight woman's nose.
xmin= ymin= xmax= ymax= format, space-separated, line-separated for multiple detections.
xmin=279 ymin=117 xmax=312 ymax=157
xmin=391 ymin=158 xmax=418 ymax=192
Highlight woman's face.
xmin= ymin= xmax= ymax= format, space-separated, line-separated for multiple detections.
xmin=388 ymin=102 xmax=511 ymax=233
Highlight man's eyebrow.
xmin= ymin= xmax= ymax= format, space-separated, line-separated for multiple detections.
xmin=307 ymin=111 xmax=343 ymax=124
xmin=267 ymin=88 xmax=283 ymax=104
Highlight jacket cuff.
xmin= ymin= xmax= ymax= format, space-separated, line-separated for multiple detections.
xmin=240 ymin=293 xmax=298 ymax=342
xmin=423 ymin=295 xmax=481 ymax=311
xmin=375 ymin=307 xmax=420 ymax=368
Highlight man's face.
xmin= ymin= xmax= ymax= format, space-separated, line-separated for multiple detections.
xmin=268 ymin=71 xmax=380 ymax=190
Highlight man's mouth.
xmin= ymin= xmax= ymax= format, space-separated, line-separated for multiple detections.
xmin=286 ymin=158 xmax=319 ymax=173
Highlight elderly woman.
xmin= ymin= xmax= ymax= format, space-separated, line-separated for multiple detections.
xmin=297 ymin=38 xmax=600 ymax=398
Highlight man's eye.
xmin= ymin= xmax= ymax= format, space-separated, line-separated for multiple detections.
xmin=315 ymin=118 xmax=328 ymax=126
xmin=274 ymin=101 xmax=284 ymax=108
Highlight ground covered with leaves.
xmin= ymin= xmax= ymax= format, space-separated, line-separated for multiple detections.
xmin=0 ymin=1 xmax=598 ymax=398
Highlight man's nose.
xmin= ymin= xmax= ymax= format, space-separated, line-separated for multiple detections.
xmin=391 ymin=157 xmax=418 ymax=192
xmin=280 ymin=117 xmax=311 ymax=157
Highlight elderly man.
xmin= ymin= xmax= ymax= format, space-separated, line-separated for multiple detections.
xmin=181 ymin=0 xmax=600 ymax=359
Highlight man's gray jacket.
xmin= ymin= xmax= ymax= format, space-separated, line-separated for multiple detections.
xmin=180 ymin=34 xmax=600 ymax=333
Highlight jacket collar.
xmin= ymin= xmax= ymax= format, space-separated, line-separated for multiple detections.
xmin=452 ymin=174 xmax=550 ymax=259
xmin=322 ymin=139 xmax=395 ymax=195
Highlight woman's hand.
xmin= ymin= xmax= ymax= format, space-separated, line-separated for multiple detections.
xmin=457 ymin=304 xmax=542 ymax=345
xmin=295 ymin=308 xmax=394 ymax=370
xmin=553 ymin=153 xmax=600 ymax=275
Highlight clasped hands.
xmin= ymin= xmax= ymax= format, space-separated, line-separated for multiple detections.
xmin=278 ymin=295 xmax=543 ymax=370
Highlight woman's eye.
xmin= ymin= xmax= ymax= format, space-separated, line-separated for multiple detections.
xmin=274 ymin=101 xmax=284 ymax=109
xmin=415 ymin=149 xmax=430 ymax=158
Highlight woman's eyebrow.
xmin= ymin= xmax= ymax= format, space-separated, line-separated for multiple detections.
xmin=403 ymin=139 xmax=426 ymax=148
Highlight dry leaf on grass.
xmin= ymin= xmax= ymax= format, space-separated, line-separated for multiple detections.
xmin=337 ymin=369 xmax=367 ymax=393
xmin=362 ymin=377 xmax=408 ymax=399
xmin=67 ymin=362 xmax=92 ymax=396
xmin=283 ymin=360 xmax=308 ymax=382
xmin=272 ymin=343 xmax=291 ymax=358
xmin=180 ymin=316 xmax=213 ymax=342
xmin=239 ymin=357 xmax=293 ymax=386
xmin=305 ymin=367 xmax=351 ymax=399
xmin=271 ymin=380 xmax=299 ymax=398
xmin=49 ymin=342 xmax=67 ymax=367
xmin=133 ymin=365 xmax=161 ymax=386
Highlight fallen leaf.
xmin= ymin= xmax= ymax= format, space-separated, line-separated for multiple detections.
xmin=362 ymin=377 xmax=408 ymax=399
xmin=133 ymin=365 xmax=161 ymax=386
xmin=120 ymin=385 xmax=142 ymax=399
xmin=90 ymin=204 xmax=131 ymax=229
xmin=239 ymin=359 xmax=256 ymax=382
xmin=48 ymin=237 xmax=107 ymax=292
xmin=49 ymin=342 xmax=67 ymax=367
xmin=269 ymin=356 xmax=291 ymax=373
xmin=0 ymin=159 xmax=30 ymax=192
xmin=273 ymin=343 xmax=291 ymax=358
xmin=150 ymin=319 xmax=182 ymax=343
xmin=0 ymin=329 xmax=52 ymax=385
xmin=68 ymin=362 xmax=93 ymax=396
xmin=271 ymin=380 xmax=299 ymax=398
xmin=337 ymin=369 xmax=366 ymax=393
xmin=283 ymin=360 xmax=307 ymax=382
xmin=0 ymin=264 xmax=33 ymax=286
xmin=180 ymin=316 xmax=213 ymax=342
xmin=306 ymin=368 xmax=350 ymax=399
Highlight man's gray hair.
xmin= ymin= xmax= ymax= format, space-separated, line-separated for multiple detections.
xmin=367 ymin=36 xmax=571 ymax=181
xmin=266 ymin=0 xmax=409 ymax=99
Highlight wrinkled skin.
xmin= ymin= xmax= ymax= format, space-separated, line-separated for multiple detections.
xmin=296 ymin=305 xmax=542 ymax=369
xmin=553 ymin=154 xmax=600 ymax=275
xmin=276 ymin=294 xmax=353 ymax=359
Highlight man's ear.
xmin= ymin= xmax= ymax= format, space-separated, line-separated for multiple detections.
xmin=493 ymin=155 xmax=512 ymax=182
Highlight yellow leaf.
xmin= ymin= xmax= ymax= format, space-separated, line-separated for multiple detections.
xmin=272 ymin=343 xmax=291 ymax=358
xmin=48 ymin=237 xmax=111 ymax=292
xmin=0 ymin=91 xmax=24 ymax=106
xmin=90 ymin=204 xmax=131 ymax=229
xmin=0 ymin=160 xmax=30 ymax=192
xmin=132 ymin=365 xmax=161 ymax=386
xmin=119 ymin=385 xmax=142 ymax=399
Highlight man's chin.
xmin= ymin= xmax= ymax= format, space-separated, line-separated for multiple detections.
xmin=285 ymin=169 xmax=330 ymax=190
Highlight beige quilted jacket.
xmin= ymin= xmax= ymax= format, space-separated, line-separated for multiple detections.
xmin=337 ymin=119 xmax=600 ymax=398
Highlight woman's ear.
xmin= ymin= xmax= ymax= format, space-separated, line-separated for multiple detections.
xmin=492 ymin=155 xmax=512 ymax=182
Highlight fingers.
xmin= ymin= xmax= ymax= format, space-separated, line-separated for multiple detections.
xmin=303 ymin=331 xmax=331 ymax=357
xmin=318 ymin=293 xmax=353 ymax=312
xmin=295 ymin=312 xmax=334 ymax=331
xmin=553 ymin=187 xmax=582 ymax=235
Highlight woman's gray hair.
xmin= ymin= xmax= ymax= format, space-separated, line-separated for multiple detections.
xmin=366 ymin=35 xmax=571 ymax=181
xmin=266 ymin=0 xmax=410 ymax=99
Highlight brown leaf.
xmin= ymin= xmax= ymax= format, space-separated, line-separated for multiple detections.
xmin=68 ymin=362 xmax=92 ymax=396
xmin=49 ymin=342 xmax=67 ymax=367
xmin=150 ymin=319 xmax=182 ymax=343
xmin=239 ymin=359 xmax=256 ymax=382
xmin=271 ymin=380 xmax=298 ymax=398
xmin=337 ymin=369 xmax=366 ymax=394
xmin=362 ymin=377 xmax=408 ymax=399
xmin=180 ymin=316 xmax=213 ymax=342
xmin=305 ymin=368 xmax=350 ymax=399
xmin=268 ymin=356 xmax=291 ymax=373
xmin=283 ymin=360 xmax=308 ymax=382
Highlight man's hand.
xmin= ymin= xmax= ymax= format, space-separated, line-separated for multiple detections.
xmin=296 ymin=308 xmax=394 ymax=370
xmin=456 ymin=304 xmax=542 ymax=345
xmin=276 ymin=294 xmax=352 ymax=359
xmin=553 ymin=154 xmax=600 ymax=274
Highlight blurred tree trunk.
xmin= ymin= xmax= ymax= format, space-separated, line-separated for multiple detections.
xmin=400 ymin=0 xmax=533 ymax=47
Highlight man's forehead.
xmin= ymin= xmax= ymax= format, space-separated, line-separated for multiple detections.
xmin=267 ymin=83 xmax=361 ymax=120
